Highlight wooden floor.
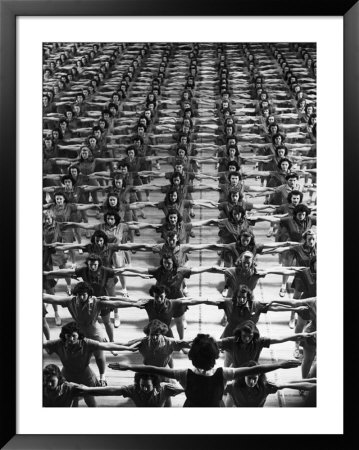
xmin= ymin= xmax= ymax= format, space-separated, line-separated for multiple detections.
xmin=43 ymin=158 xmax=313 ymax=407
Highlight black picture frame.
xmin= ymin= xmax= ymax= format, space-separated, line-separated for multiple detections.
xmin=1 ymin=1 xmax=354 ymax=448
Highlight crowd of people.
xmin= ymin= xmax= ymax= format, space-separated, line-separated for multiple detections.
xmin=42 ymin=42 xmax=317 ymax=408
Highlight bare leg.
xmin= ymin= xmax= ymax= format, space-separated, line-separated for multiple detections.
xmin=173 ymin=316 xmax=185 ymax=340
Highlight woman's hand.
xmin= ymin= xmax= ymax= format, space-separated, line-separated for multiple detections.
xmin=280 ymin=360 xmax=302 ymax=369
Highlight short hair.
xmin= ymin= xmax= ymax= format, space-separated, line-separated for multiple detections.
xmin=104 ymin=211 xmax=121 ymax=225
xmin=287 ymin=190 xmax=303 ymax=203
xmin=160 ymin=253 xmax=178 ymax=270
xmin=91 ymin=229 xmax=108 ymax=245
xmin=143 ymin=319 xmax=169 ymax=336
xmin=228 ymin=171 xmax=242 ymax=181
xmin=149 ymin=285 xmax=168 ymax=297
xmin=72 ymin=281 xmax=94 ymax=297
xmin=234 ymin=252 xmax=255 ymax=267
xmin=233 ymin=320 xmax=259 ymax=340
xmin=53 ymin=190 xmax=68 ymax=202
xmin=232 ymin=285 xmax=254 ymax=303
xmin=230 ymin=205 xmax=246 ymax=219
xmin=134 ymin=372 xmax=160 ymax=390
xmin=59 ymin=321 xmax=85 ymax=342
xmin=126 ymin=145 xmax=137 ymax=156
xmin=293 ymin=204 xmax=311 ymax=216
xmin=285 ymin=172 xmax=299 ymax=181
xmin=170 ymin=172 xmax=185 ymax=185
xmin=85 ymin=253 xmax=103 ymax=267
xmin=227 ymin=160 xmax=240 ymax=171
xmin=275 ymin=145 xmax=288 ymax=156
xmin=272 ymin=133 xmax=285 ymax=144
xmin=112 ymin=175 xmax=127 ymax=188
xmin=43 ymin=364 xmax=65 ymax=384
xmin=188 ymin=334 xmax=219 ymax=371
xmin=61 ymin=174 xmax=75 ymax=185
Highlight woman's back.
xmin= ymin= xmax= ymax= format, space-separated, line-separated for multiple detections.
xmin=184 ymin=368 xmax=224 ymax=407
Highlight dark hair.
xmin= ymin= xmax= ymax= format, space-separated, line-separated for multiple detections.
xmin=59 ymin=321 xmax=85 ymax=342
xmin=233 ymin=320 xmax=259 ymax=341
xmin=112 ymin=174 xmax=127 ymax=189
xmin=160 ymin=253 xmax=178 ymax=270
xmin=165 ymin=188 xmax=180 ymax=205
xmin=91 ymin=229 xmax=109 ymax=245
xmin=61 ymin=174 xmax=75 ymax=185
xmin=275 ymin=145 xmax=288 ymax=157
xmin=143 ymin=319 xmax=169 ymax=336
xmin=228 ymin=187 xmax=243 ymax=201
xmin=86 ymin=253 xmax=103 ymax=267
xmin=170 ymin=172 xmax=185 ymax=186
xmin=188 ymin=334 xmax=219 ymax=371
xmin=287 ymin=190 xmax=303 ymax=203
xmin=126 ymin=145 xmax=138 ymax=156
xmin=228 ymin=171 xmax=242 ymax=181
xmin=104 ymin=211 xmax=121 ymax=226
xmin=277 ymin=157 xmax=292 ymax=171
xmin=285 ymin=172 xmax=299 ymax=181
xmin=293 ymin=204 xmax=311 ymax=216
xmin=149 ymin=285 xmax=168 ymax=297
xmin=166 ymin=209 xmax=183 ymax=225
xmin=229 ymin=205 xmax=246 ymax=220
xmin=134 ymin=372 xmax=160 ymax=390
xmin=227 ymin=160 xmax=240 ymax=171
xmin=232 ymin=285 xmax=254 ymax=303
xmin=53 ymin=190 xmax=68 ymax=202
xmin=43 ymin=364 xmax=66 ymax=384
xmin=72 ymin=281 xmax=94 ymax=297
xmin=233 ymin=360 xmax=267 ymax=388
xmin=272 ymin=133 xmax=285 ymax=144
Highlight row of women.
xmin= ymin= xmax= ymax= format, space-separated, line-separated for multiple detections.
xmin=42 ymin=42 xmax=317 ymax=407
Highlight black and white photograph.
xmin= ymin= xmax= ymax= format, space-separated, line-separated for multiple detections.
xmin=41 ymin=41 xmax=318 ymax=409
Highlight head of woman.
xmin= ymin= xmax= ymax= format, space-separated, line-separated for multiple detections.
xmin=43 ymin=210 xmax=55 ymax=226
xmin=134 ymin=372 xmax=160 ymax=393
xmin=229 ymin=205 xmax=246 ymax=224
xmin=287 ymin=190 xmax=303 ymax=206
xmin=91 ymin=229 xmax=108 ymax=248
xmin=233 ymin=320 xmax=259 ymax=344
xmin=43 ymin=364 xmax=65 ymax=390
xmin=105 ymin=192 xmax=119 ymax=210
xmin=143 ymin=320 xmax=169 ymax=346
xmin=303 ymin=229 xmax=316 ymax=248
xmin=238 ymin=229 xmax=255 ymax=249
xmin=228 ymin=187 xmax=243 ymax=204
xmin=68 ymin=164 xmax=80 ymax=179
xmin=166 ymin=209 xmax=182 ymax=227
xmin=165 ymin=188 xmax=179 ymax=205
xmin=149 ymin=285 xmax=168 ymax=304
xmin=112 ymin=175 xmax=126 ymax=190
xmin=235 ymin=251 xmax=255 ymax=272
xmin=294 ymin=204 xmax=311 ymax=223
xmin=160 ymin=253 xmax=178 ymax=272
xmin=233 ymin=361 xmax=266 ymax=389
xmin=277 ymin=157 xmax=292 ymax=173
xmin=170 ymin=172 xmax=184 ymax=187
xmin=231 ymin=285 xmax=254 ymax=308
xmin=272 ymin=133 xmax=285 ymax=146
xmin=79 ymin=146 xmax=92 ymax=161
xmin=176 ymin=145 xmax=188 ymax=159
xmin=61 ymin=174 xmax=75 ymax=189
xmin=53 ymin=191 xmax=68 ymax=206
xmin=188 ymin=334 xmax=219 ymax=371
xmin=59 ymin=321 xmax=85 ymax=345
xmin=275 ymin=145 xmax=288 ymax=158
xmin=104 ymin=211 xmax=121 ymax=227
xmin=72 ymin=281 xmax=94 ymax=301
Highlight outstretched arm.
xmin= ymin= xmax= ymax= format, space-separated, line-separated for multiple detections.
xmin=43 ymin=293 xmax=71 ymax=306
xmin=108 ymin=363 xmax=176 ymax=379
xmin=269 ymin=332 xmax=316 ymax=345
xmin=72 ymin=385 xmax=127 ymax=397
xmin=232 ymin=360 xmax=301 ymax=379
xmin=43 ymin=268 xmax=76 ymax=278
